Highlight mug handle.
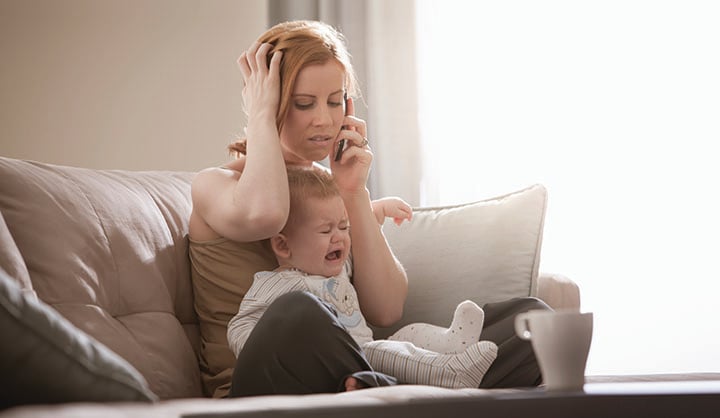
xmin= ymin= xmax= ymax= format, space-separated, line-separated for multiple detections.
xmin=514 ymin=312 xmax=532 ymax=340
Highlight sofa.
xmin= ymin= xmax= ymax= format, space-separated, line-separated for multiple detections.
xmin=0 ymin=155 xmax=583 ymax=417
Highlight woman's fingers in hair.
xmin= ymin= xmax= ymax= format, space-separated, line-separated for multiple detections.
xmin=245 ymin=42 xmax=260 ymax=72
xmin=255 ymin=43 xmax=273 ymax=74
xmin=237 ymin=52 xmax=251 ymax=79
xmin=268 ymin=50 xmax=283 ymax=81
xmin=238 ymin=42 xmax=278 ymax=81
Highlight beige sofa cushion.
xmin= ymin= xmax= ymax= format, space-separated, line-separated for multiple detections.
xmin=375 ymin=184 xmax=546 ymax=338
xmin=0 ymin=210 xmax=33 ymax=295
xmin=0 ymin=157 xmax=202 ymax=399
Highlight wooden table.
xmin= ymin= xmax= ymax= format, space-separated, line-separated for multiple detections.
xmin=185 ymin=378 xmax=720 ymax=418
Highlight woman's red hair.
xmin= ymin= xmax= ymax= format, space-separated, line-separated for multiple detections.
xmin=228 ymin=20 xmax=359 ymax=157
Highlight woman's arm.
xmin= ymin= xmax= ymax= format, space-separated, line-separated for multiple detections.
xmin=345 ymin=191 xmax=409 ymax=327
xmin=331 ymin=99 xmax=408 ymax=327
xmin=190 ymin=43 xmax=288 ymax=242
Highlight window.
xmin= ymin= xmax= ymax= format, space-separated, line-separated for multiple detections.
xmin=415 ymin=0 xmax=720 ymax=375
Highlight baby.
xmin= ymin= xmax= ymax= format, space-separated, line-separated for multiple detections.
xmin=227 ymin=167 xmax=497 ymax=390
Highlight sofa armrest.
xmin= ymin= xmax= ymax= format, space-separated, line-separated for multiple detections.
xmin=536 ymin=272 xmax=581 ymax=311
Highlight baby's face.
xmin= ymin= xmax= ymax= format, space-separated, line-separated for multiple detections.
xmin=284 ymin=195 xmax=350 ymax=277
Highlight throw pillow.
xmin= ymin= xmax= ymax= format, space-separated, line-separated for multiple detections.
xmin=374 ymin=184 xmax=546 ymax=339
xmin=0 ymin=270 xmax=157 ymax=408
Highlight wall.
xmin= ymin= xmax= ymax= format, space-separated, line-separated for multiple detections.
xmin=0 ymin=0 xmax=267 ymax=171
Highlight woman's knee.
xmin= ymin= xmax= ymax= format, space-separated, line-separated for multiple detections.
xmin=483 ymin=296 xmax=551 ymax=322
xmin=261 ymin=291 xmax=338 ymax=337
xmin=520 ymin=296 xmax=552 ymax=312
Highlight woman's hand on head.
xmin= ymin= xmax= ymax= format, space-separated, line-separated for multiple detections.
xmin=237 ymin=42 xmax=283 ymax=121
xmin=330 ymin=97 xmax=373 ymax=197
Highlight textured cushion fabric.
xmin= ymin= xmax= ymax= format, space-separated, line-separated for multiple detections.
xmin=0 ymin=210 xmax=34 ymax=296
xmin=0 ymin=269 xmax=156 ymax=407
xmin=0 ymin=156 xmax=202 ymax=399
xmin=374 ymin=184 xmax=547 ymax=339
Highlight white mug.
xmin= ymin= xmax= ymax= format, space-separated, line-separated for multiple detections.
xmin=515 ymin=310 xmax=593 ymax=391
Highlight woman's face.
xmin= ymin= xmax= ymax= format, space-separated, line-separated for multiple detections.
xmin=280 ymin=61 xmax=346 ymax=165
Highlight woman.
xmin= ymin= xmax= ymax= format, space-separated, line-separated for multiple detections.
xmin=189 ymin=20 xmax=547 ymax=398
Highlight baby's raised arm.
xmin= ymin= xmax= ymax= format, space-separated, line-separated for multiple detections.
xmin=371 ymin=197 xmax=413 ymax=226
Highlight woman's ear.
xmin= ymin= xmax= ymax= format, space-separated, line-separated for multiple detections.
xmin=271 ymin=233 xmax=291 ymax=259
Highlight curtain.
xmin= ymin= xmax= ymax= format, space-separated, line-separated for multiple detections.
xmin=268 ymin=0 xmax=422 ymax=204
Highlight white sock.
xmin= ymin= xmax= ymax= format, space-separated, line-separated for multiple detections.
xmin=363 ymin=339 xmax=497 ymax=389
xmin=389 ymin=300 xmax=485 ymax=354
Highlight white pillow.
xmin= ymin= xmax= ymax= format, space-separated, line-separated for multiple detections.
xmin=374 ymin=184 xmax=546 ymax=339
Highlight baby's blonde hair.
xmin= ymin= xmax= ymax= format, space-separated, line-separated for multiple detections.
xmin=283 ymin=167 xmax=339 ymax=231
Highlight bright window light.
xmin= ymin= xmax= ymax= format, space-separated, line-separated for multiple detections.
xmin=415 ymin=0 xmax=720 ymax=375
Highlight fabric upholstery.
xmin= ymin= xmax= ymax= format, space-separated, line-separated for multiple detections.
xmin=0 ymin=156 xmax=202 ymax=399
xmin=0 ymin=269 xmax=156 ymax=408
xmin=0 ymin=210 xmax=33 ymax=296
xmin=375 ymin=184 xmax=546 ymax=339
xmin=0 ymin=155 xmax=582 ymax=415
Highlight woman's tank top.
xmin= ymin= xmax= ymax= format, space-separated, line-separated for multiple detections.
xmin=189 ymin=236 xmax=277 ymax=398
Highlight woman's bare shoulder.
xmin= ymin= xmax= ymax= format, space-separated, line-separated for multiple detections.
xmin=194 ymin=165 xmax=238 ymax=182
xmin=192 ymin=159 xmax=245 ymax=190
xmin=191 ymin=168 xmax=236 ymax=206
xmin=189 ymin=159 xmax=245 ymax=240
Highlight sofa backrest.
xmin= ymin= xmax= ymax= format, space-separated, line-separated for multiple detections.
xmin=0 ymin=156 xmax=202 ymax=398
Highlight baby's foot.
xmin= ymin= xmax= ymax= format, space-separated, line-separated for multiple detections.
xmin=341 ymin=371 xmax=396 ymax=392
xmin=344 ymin=376 xmax=360 ymax=391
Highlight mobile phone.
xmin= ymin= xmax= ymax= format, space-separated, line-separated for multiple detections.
xmin=334 ymin=139 xmax=345 ymax=162
xmin=334 ymin=93 xmax=349 ymax=162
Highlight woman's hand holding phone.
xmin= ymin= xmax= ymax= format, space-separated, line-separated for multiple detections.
xmin=330 ymin=96 xmax=373 ymax=197
xmin=334 ymin=93 xmax=350 ymax=162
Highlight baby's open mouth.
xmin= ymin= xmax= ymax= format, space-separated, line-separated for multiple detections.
xmin=325 ymin=250 xmax=342 ymax=261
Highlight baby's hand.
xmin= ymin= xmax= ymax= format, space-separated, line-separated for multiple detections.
xmin=371 ymin=197 xmax=413 ymax=226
